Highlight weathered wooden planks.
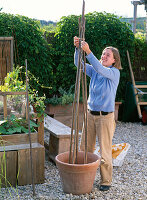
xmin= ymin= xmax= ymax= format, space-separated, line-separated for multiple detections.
xmin=0 ymin=115 xmax=45 ymax=186
xmin=0 ymin=37 xmax=13 ymax=84
xmin=0 ymin=132 xmax=38 ymax=147
xmin=0 ymin=144 xmax=45 ymax=187
xmin=0 ymin=151 xmax=17 ymax=187
xmin=44 ymin=115 xmax=74 ymax=162
xmin=18 ymin=146 xmax=45 ymax=185
xmin=37 ymin=116 xmax=44 ymax=146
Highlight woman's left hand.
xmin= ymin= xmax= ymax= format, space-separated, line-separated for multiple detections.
xmin=81 ymin=41 xmax=91 ymax=55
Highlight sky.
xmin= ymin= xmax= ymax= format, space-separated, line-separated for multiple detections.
xmin=1 ymin=0 xmax=146 ymax=22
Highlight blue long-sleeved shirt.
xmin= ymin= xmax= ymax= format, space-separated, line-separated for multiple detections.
xmin=74 ymin=48 xmax=120 ymax=112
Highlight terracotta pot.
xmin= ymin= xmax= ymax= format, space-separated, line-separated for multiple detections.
xmin=55 ymin=151 xmax=100 ymax=195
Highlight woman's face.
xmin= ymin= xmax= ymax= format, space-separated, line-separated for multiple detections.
xmin=101 ymin=49 xmax=115 ymax=67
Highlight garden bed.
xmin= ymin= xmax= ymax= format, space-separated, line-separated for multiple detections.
xmin=0 ymin=116 xmax=45 ymax=187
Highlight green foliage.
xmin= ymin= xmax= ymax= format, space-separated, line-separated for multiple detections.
xmin=0 ymin=12 xmax=53 ymax=96
xmin=40 ymin=24 xmax=57 ymax=33
xmin=52 ymin=12 xmax=135 ymax=102
xmin=133 ymin=33 xmax=147 ymax=78
xmin=1 ymin=12 xmax=146 ymax=104
xmin=29 ymin=91 xmax=46 ymax=117
xmin=135 ymin=32 xmax=146 ymax=40
xmin=0 ymin=66 xmax=26 ymax=92
xmin=45 ymin=87 xmax=75 ymax=105
xmin=0 ymin=66 xmax=46 ymax=117
xmin=0 ymin=114 xmax=38 ymax=135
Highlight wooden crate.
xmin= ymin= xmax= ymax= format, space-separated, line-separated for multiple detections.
xmin=0 ymin=143 xmax=45 ymax=187
xmin=0 ymin=132 xmax=38 ymax=146
xmin=18 ymin=144 xmax=45 ymax=185
xmin=0 ymin=115 xmax=45 ymax=186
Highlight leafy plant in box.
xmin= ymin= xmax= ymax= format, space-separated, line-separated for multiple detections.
xmin=0 ymin=115 xmax=38 ymax=135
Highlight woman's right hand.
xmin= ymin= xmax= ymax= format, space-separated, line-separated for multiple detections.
xmin=74 ymin=36 xmax=79 ymax=48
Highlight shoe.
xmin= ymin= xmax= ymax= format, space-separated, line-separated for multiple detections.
xmin=99 ymin=185 xmax=111 ymax=191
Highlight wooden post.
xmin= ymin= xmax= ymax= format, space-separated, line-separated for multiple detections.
xmin=0 ymin=37 xmax=13 ymax=84
xmin=10 ymin=37 xmax=13 ymax=72
xmin=3 ymin=95 xmax=7 ymax=119
xmin=0 ymin=151 xmax=17 ymax=187
xmin=127 ymin=50 xmax=142 ymax=118
xmin=38 ymin=115 xmax=44 ymax=146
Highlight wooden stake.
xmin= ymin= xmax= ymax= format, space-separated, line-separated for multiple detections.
xmin=69 ymin=0 xmax=87 ymax=164
xmin=25 ymin=59 xmax=35 ymax=196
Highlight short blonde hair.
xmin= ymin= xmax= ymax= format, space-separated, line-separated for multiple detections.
xmin=104 ymin=46 xmax=122 ymax=70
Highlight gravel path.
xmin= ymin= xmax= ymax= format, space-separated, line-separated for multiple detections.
xmin=0 ymin=122 xmax=146 ymax=200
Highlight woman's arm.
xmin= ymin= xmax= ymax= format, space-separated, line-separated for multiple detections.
xmin=74 ymin=48 xmax=93 ymax=78
xmin=86 ymin=52 xmax=120 ymax=81
xmin=81 ymin=41 xmax=120 ymax=81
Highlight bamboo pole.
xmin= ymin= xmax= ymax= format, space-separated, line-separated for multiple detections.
xmin=69 ymin=0 xmax=87 ymax=164
xmin=69 ymin=18 xmax=82 ymax=164
xmin=25 ymin=59 xmax=35 ymax=196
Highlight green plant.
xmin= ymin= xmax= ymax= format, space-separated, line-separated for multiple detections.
xmin=45 ymin=93 xmax=74 ymax=105
xmin=29 ymin=91 xmax=46 ymax=117
xmin=0 ymin=114 xmax=38 ymax=135
xmin=1 ymin=66 xmax=46 ymax=118
xmin=45 ymin=86 xmax=80 ymax=105
xmin=0 ymin=66 xmax=26 ymax=92
xmin=135 ymin=32 xmax=146 ymax=40
xmin=133 ymin=32 xmax=147 ymax=80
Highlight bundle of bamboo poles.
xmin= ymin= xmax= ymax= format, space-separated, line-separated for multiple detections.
xmin=69 ymin=0 xmax=88 ymax=164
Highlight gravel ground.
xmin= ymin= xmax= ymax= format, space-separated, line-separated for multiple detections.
xmin=0 ymin=121 xmax=146 ymax=200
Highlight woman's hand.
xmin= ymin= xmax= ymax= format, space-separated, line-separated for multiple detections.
xmin=81 ymin=41 xmax=91 ymax=55
xmin=74 ymin=36 xmax=79 ymax=48
xmin=74 ymin=36 xmax=91 ymax=55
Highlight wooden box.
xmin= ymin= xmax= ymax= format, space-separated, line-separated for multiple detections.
xmin=0 ymin=145 xmax=45 ymax=187
xmin=0 ymin=134 xmax=45 ymax=187
xmin=0 ymin=116 xmax=45 ymax=187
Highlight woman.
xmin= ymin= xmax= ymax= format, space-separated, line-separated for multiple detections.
xmin=74 ymin=36 xmax=121 ymax=191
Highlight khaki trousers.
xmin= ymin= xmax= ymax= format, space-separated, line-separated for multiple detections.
xmin=80 ymin=111 xmax=116 ymax=186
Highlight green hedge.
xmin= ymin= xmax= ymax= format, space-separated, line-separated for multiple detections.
xmin=0 ymin=12 xmax=53 ymax=96
xmin=2 ymin=12 xmax=146 ymax=103
xmin=51 ymin=12 xmax=136 ymax=102
xmin=133 ymin=33 xmax=147 ymax=81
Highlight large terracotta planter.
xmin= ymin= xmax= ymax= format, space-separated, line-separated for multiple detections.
xmin=55 ymin=151 xmax=100 ymax=195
